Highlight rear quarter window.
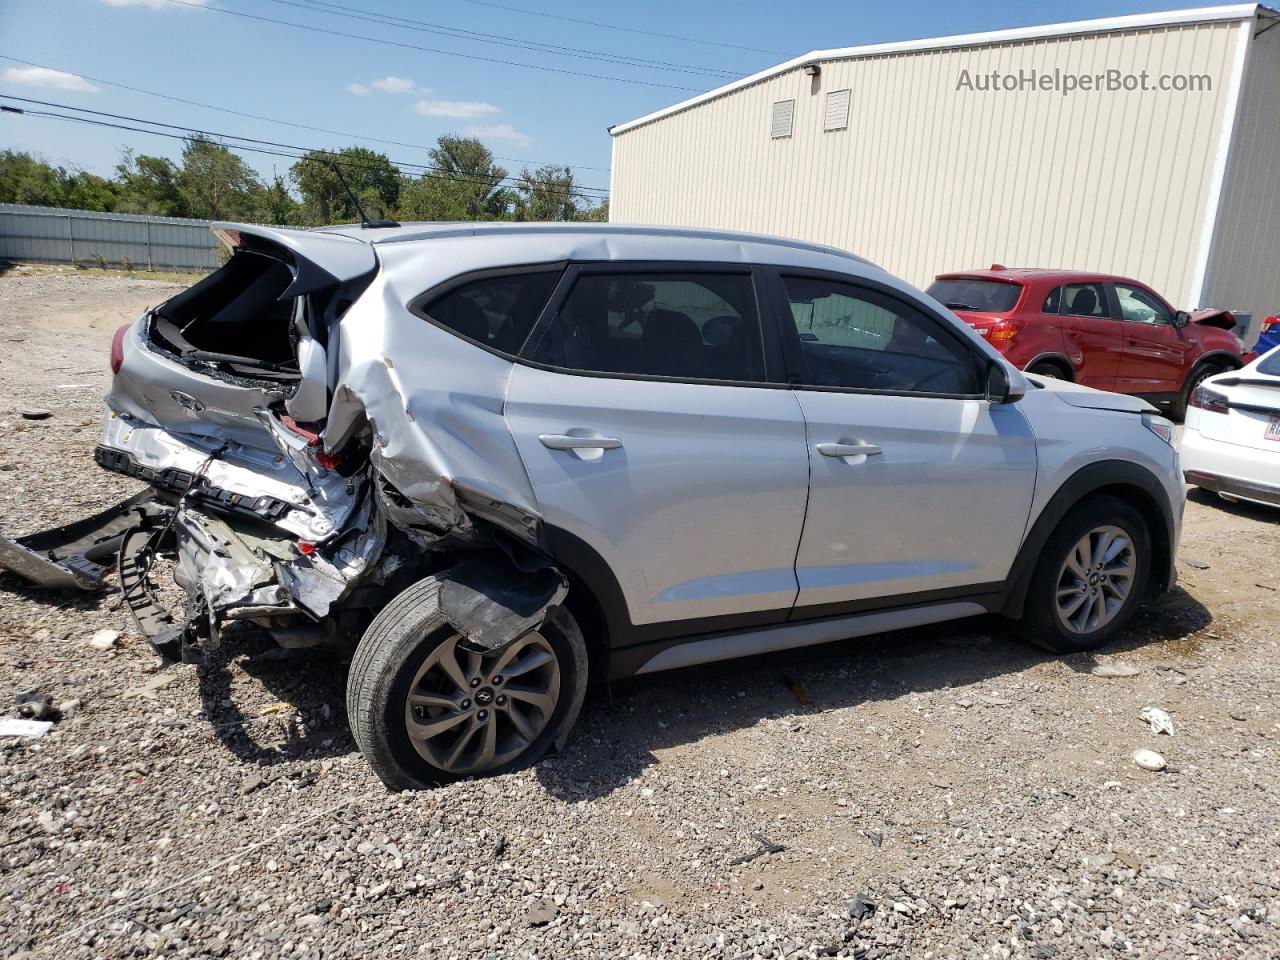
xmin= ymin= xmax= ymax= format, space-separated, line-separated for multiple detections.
xmin=416 ymin=270 xmax=561 ymax=356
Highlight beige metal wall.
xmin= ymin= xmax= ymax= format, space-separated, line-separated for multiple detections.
xmin=1202 ymin=22 xmax=1280 ymax=334
xmin=611 ymin=21 xmax=1243 ymax=308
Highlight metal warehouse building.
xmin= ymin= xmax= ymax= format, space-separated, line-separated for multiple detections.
xmin=609 ymin=4 xmax=1280 ymax=335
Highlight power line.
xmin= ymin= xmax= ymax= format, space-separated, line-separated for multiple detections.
xmin=260 ymin=0 xmax=741 ymax=78
xmin=451 ymin=0 xmax=790 ymax=55
xmin=159 ymin=0 xmax=703 ymax=92
xmin=0 ymin=95 xmax=609 ymax=203
xmin=0 ymin=54 xmax=613 ymax=178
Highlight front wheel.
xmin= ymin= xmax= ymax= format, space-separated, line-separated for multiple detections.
xmin=1171 ymin=362 xmax=1221 ymax=421
xmin=1015 ymin=495 xmax=1150 ymax=654
xmin=347 ymin=574 xmax=589 ymax=789
xmin=1026 ymin=361 xmax=1066 ymax=379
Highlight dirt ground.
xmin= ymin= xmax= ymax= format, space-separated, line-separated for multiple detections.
xmin=0 ymin=266 xmax=1277 ymax=959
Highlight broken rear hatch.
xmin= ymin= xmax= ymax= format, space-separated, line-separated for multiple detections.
xmin=1 ymin=224 xmax=379 ymax=613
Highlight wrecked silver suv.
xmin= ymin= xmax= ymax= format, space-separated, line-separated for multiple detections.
xmin=1 ymin=222 xmax=1184 ymax=788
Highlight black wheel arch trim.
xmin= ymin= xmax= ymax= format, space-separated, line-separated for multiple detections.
xmin=999 ymin=459 xmax=1177 ymax=620
xmin=1187 ymin=351 xmax=1243 ymax=380
xmin=1023 ymin=353 xmax=1076 ymax=379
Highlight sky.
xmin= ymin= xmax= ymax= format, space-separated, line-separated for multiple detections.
xmin=0 ymin=0 xmax=1236 ymax=197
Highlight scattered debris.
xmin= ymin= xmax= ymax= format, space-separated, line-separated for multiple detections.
xmin=240 ymin=772 xmax=269 ymax=796
xmin=1139 ymin=706 xmax=1175 ymax=736
xmin=525 ymin=898 xmax=557 ymax=926
xmin=781 ymin=674 xmax=812 ymax=706
xmin=1256 ymin=582 xmax=1277 ymax=592
xmin=0 ymin=718 xmax=54 ymax=739
xmin=1113 ymin=848 xmax=1143 ymax=871
xmin=493 ymin=834 xmax=507 ymax=860
xmin=1091 ymin=662 xmax=1140 ymax=678
xmin=863 ymin=829 xmax=884 ymax=849
xmin=729 ymin=832 xmax=786 ymax=865
xmin=18 ymin=407 xmax=51 ymax=420
xmin=1181 ymin=557 xmax=1210 ymax=570
xmin=56 ymin=698 xmax=81 ymax=720
xmin=87 ymin=628 xmax=120 ymax=651
xmin=1133 ymin=748 xmax=1167 ymax=772
xmin=124 ymin=672 xmax=177 ymax=701
xmin=15 ymin=691 xmax=56 ymax=721
xmin=845 ymin=892 xmax=877 ymax=921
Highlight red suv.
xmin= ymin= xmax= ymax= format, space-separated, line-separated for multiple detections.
xmin=926 ymin=268 xmax=1245 ymax=418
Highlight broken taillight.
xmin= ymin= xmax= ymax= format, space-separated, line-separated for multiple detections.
xmin=315 ymin=448 xmax=341 ymax=470
xmin=110 ymin=324 xmax=130 ymax=374
xmin=297 ymin=541 xmax=317 ymax=556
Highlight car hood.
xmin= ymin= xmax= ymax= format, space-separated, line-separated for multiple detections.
xmin=1026 ymin=374 xmax=1158 ymax=414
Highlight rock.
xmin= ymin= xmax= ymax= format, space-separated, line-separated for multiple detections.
xmin=36 ymin=810 xmax=64 ymax=834
xmin=862 ymin=830 xmax=883 ymax=848
xmin=18 ymin=407 xmax=51 ymax=420
xmin=525 ymin=898 xmax=557 ymax=926
xmin=1091 ymin=662 xmax=1140 ymax=678
xmin=1133 ymin=748 xmax=1167 ymax=771
xmin=56 ymin=699 xmax=81 ymax=720
xmin=87 ymin=629 xmax=120 ymax=651
xmin=124 ymin=673 xmax=177 ymax=700
xmin=240 ymin=772 xmax=268 ymax=795
xmin=1181 ymin=557 xmax=1210 ymax=570
xmin=846 ymin=892 xmax=876 ymax=920
xmin=14 ymin=691 xmax=55 ymax=720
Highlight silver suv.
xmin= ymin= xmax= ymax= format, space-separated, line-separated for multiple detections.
xmin=1 ymin=222 xmax=1184 ymax=788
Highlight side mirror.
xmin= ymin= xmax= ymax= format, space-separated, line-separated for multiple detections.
xmin=1174 ymin=310 xmax=1191 ymax=328
xmin=986 ymin=361 xmax=1026 ymax=404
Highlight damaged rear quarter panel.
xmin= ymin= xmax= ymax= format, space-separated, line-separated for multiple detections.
xmin=323 ymin=240 xmax=547 ymax=543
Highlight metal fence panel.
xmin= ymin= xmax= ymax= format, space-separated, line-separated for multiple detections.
xmin=0 ymin=203 xmax=225 ymax=272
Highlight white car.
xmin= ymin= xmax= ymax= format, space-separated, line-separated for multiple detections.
xmin=1181 ymin=345 xmax=1280 ymax=508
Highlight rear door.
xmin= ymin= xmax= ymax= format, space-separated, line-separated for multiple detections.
xmin=1110 ymin=282 xmax=1192 ymax=396
xmin=505 ymin=264 xmax=810 ymax=631
xmin=769 ymin=270 xmax=1038 ymax=611
xmin=1055 ymin=282 xmax=1124 ymax=390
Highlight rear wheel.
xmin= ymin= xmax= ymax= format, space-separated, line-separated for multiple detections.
xmin=1015 ymin=495 xmax=1150 ymax=654
xmin=347 ymin=574 xmax=588 ymax=789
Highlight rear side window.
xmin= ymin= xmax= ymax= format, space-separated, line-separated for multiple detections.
xmin=1062 ymin=283 xmax=1108 ymax=318
xmin=527 ymin=272 xmax=765 ymax=383
xmin=418 ymin=271 xmax=560 ymax=355
xmin=926 ymin=279 xmax=1021 ymax=313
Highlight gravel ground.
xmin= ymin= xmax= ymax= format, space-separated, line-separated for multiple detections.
xmin=1 ymin=266 xmax=1278 ymax=959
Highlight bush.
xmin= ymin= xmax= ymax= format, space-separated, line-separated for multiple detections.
xmin=122 ymin=256 xmax=135 ymax=272
xmin=72 ymin=258 xmax=86 ymax=271
xmin=93 ymin=254 xmax=107 ymax=270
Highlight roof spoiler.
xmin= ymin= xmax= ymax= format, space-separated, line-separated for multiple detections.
xmin=211 ymin=223 xmax=378 ymax=297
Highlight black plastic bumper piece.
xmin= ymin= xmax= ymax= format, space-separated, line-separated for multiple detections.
xmin=95 ymin=445 xmax=293 ymax=523
xmin=1185 ymin=470 xmax=1280 ymax=507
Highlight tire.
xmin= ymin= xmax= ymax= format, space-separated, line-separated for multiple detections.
xmin=1015 ymin=495 xmax=1151 ymax=654
xmin=1026 ymin=361 xmax=1066 ymax=380
xmin=347 ymin=573 xmax=589 ymax=790
xmin=1171 ymin=362 xmax=1220 ymax=421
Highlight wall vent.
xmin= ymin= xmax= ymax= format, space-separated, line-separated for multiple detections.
xmin=824 ymin=89 xmax=851 ymax=131
xmin=770 ymin=99 xmax=795 ymax=139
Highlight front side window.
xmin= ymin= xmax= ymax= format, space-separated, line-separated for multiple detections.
xmin=418 ymin=270 xmax=561 ymax=355
xmin=528 ymin=272 xmax=765 ymax=383
xmin=1062 ymin=283 xmax=1109 ymax=318
xmin=781 ymin=276 xmax=978 ymax=394
xmin=1115 ymin=283 xmax=1173 ymax=325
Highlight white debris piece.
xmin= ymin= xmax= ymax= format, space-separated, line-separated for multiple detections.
xmin=1133 ymin=748 xmax=1167 ymax=772
xmin=0 ymin=718 xmax=54 ymax=739
xmin=1092 ymin=662 xmax=1140 ymax=678
xmin=88 ymin=629 xmax=120 ymax=651
xmin=1140 ymin=706 xmax=1175 ymax=736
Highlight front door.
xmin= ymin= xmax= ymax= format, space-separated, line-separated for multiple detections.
xmin=505 ymin=266 xmax=811 ymax=630
xmin=771 ymin=271 xmax=1039 ymax=613
xmin=1110 ymin=282 xmax=1191 ymax=397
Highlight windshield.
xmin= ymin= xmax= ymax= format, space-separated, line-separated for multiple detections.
xmin=1257 ymin=346 xmax=1280 ymax=377
xmin=927 ymin=279 xmax=1022 ymax=313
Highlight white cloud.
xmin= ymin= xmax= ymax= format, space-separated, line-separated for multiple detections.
xmin=346 ymin=83 xmax=370 ymax=96
xmin=464 ymin=123 xmax=530 ymax=146
xmin=101 ymin=0 xmax=208 ymax=8
xmin=1 ymin=67 xmax=99 ymax=93
xmin=415 ymin=99 xmax=499 ymax=118
xmin=371 ymin=76 xmax=426 ymax=95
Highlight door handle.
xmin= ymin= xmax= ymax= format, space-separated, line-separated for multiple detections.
xmin=538 ymin=434 xmax=623 ymax=451
xmin=816 ymin=442 xmax=882 ymax=458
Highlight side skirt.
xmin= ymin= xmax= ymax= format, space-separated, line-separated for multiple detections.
xmin=621 ymin=600 xmax=988 ymax=678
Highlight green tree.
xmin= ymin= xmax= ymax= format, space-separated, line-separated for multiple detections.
xmin=249 ymin=174 xmax=303 ymax=225
xmin=291 ymin=147 xmax=399 ymax=224
xmin=0 ymin=151 xmax=68 ymax=206
xmin=176 ymin=137 xmax=261 ymax=220
xmin=114 ymin=149 xmax=185 ymax=216
xmin=61 ymin=171 xmax=118 ymax=212
xmin=513 ymin=164 xmax=582 ymax=222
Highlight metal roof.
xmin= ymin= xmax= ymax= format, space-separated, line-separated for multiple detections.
xmin=610 ymin=3 xmax=1270 ymax=136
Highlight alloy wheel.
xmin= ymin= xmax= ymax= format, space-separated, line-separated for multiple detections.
xmin=1054 ymin=524 xmax=1137 ymax=634
xmin=403 ymin=631 xmax=561 ymax=775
